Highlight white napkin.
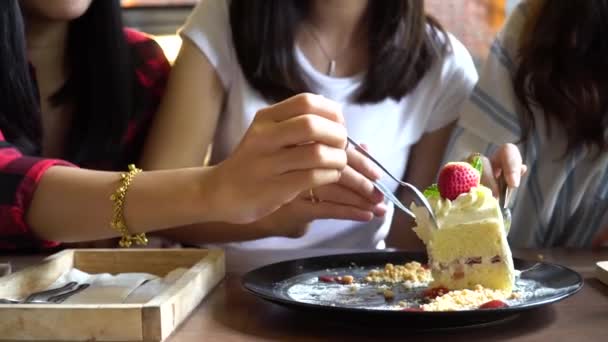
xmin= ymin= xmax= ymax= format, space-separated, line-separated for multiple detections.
xmin=6 ymin=267 xmax=188 ymax=304
xmin=123 ymin=268 xmax=188 ymax=304
xmin=51 ymin=268 xmax=158 ymax=304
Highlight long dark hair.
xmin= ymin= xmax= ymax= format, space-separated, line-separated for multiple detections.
xmin=230 ymin=0 xmax=447 ymax=104
xmin=0 ymin=0 xmax=41 ymax=154
xmin=0 ymin=0 xmax=138 ymax=163
xmin=514 ymin=0 xmax=608 ymax=155
xmin=52 ymin=0 xmax=137 ymax=163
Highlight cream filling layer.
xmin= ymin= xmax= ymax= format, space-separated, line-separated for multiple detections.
xmin=431 ymin=256 xmax=506 ymax=280
xmin=431 ymin=255 xmax=503 ymax=270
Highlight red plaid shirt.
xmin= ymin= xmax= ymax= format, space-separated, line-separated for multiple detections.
xmin=0 ymin=29 xmax=170 ymax=251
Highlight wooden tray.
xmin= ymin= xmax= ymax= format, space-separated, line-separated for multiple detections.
xmin=0 ymin=248 xmax=225 ymax=341
xmin=597 ymin=261 xmax=608 ymax=286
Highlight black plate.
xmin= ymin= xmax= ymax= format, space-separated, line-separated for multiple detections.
xmin=242 ymin=252 xmax=583 ymax=329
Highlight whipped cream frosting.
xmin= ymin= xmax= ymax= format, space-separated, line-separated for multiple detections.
xmin=431 ymin=186 xmax=490 ymax=216
xmin=411 ymin=186 xmax=503 ymax=243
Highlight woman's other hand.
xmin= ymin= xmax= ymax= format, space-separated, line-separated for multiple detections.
xmin=205 ymin=93 xmax=349 ymax=224
xmin=491 ymin=143 xmax=528 ymax=187
xmin=474 ymin=143 xmax=528 ymax=195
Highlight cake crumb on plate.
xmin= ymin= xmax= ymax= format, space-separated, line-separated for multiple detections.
xmin=422 ymin=284 xmax=509 ymax=311
xmin=364 ymin=261 xmax=431 ymax=287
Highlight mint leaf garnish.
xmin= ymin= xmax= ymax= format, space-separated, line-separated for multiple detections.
xmin=423 ymin=184 xmax=440 ymax=198
xmin=470 ymin=155 xmax=483 ymax=177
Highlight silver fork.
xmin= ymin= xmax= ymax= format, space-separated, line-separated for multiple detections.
xmin=0 ymin=281 xmax=88 ymax=304
xmin=46 ymin=283 xmax=90 ymax=303
xmin=347 ymin=137 xmax=440 ymax=230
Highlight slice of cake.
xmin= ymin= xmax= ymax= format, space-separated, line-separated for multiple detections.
xmin=411 ymin=160 xmax=515 ymax=293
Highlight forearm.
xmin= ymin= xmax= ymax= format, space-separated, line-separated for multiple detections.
xmin=154 ymin=201 xmax=311 ymax=244
xmin=27 ymin=166 xmax=212 ymax=243
xmin=154 ymin=221 xmax=274 ymax=245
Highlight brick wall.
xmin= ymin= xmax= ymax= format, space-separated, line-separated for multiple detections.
xmin=426 ymin=0 xmax=507 ymax=66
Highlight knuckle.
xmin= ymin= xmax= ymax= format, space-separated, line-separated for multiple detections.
xmin=255 ymin=106 xmax=271 ymax=121
xmin=329 ymin=169 xmax=342 ymax=182
xmin=311 ymin=144 xmax=326 ymax=163
xmin=304 ymin=169 xmax=320 ymax=186
xmin=247 ymin=124 xmax=266 ymax=145
xmin=300 ymin=114 xmax=318 ymax=136
xmin=337 ymin=165 xmax=354 ymax=183
xmin=297 ymin=93 xmax=318 ymax=112
xmin=355 ymin=174 xmax=372 ymax=194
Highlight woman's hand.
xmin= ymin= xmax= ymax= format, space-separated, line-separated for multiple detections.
xmin=204 ymin=94 xmax=349 ymax=224
xmin=474 ymin=143 xmax=528 ymax=194
xmin=310 ymin=145 xmax=385 ymax=215
xmin=491 ymin=143 xmax=528 ymax=187
xmin=250 ymin=145 xmax=386 ymax=238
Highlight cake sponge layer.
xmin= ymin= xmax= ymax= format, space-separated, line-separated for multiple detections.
xmin=429 ymin=220 xmax=506 ymax=262
xmin=412 ymin=185 xmax=515 ymax=294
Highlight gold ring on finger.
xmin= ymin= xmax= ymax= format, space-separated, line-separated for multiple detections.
xmin=309 ymin=188 xmax=320 ymax=204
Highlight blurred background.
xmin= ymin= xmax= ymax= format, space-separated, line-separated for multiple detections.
xmin=121 ymin=0 xmax=520 ymax=67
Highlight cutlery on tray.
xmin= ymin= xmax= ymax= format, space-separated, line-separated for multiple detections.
xmin=0 ymin=281 xmax=90 ymax=304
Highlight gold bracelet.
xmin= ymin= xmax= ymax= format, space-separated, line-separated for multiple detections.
xmin=110 ymin=164 xmax=148 ymax=248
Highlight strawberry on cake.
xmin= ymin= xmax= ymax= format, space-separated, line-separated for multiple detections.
xmin=411 ymin=159 xmax=515 ymax=294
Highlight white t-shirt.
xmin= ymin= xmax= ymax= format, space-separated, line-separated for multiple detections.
xmin=180 ymin=0 xmax=478 ymax=249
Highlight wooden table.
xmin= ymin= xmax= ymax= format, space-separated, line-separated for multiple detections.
xmin=2 ymin=248 xmax=608 ymax=341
